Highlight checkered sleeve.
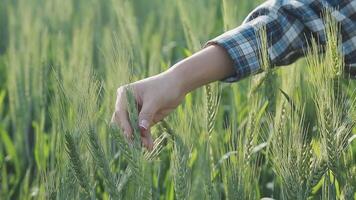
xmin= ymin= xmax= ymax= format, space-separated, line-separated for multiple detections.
xmin=207 ymin=0 xmax=356 ymax=82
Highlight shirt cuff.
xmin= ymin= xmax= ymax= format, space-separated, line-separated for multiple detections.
xmin=205 ymin=23 xmax=262 ymax=82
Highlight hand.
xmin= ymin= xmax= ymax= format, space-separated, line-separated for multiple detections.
xmin=111 ymin=45 xmax=234 ymax=150
xmin=112 ymin=72 xmax=186 ymax=150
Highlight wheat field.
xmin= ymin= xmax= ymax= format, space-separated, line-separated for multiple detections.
xmin=0 ymin=0 xmax=355 ymax=199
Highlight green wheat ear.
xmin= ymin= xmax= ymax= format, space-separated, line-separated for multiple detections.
xmin=109 ymin=124 xmax=141 ymax=182
xmin=87 ymin=127 xmax=120 ymax=199
xmin=64 ymin=132 xmax=94 ymax=200
xmin=305 ymin=10 xmax=356 ymax=197
xmin=123 ymin=86 xmax=146 ymax=185
xmin=160 ymin=120 xmax=191 ymax=200
xmin=250 ymin=25 xmax=270 ymax=96
xmin=172 ymin=131 xmax=191 ymax=200
xmin=205 ymin=83 xmax=221 ymax=135
xmin=257 ymin=25 xmax=270 ymax=72
xmin=250 ymin=25 xmax=277 ymax=113
xmin=125 ymin=86 xmax=141 ymax=148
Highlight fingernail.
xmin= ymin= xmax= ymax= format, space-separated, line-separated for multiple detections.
xmin=139 ymin=119 xmax=149 ymax=130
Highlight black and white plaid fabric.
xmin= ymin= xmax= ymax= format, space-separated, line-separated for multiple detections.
xmin=208 ymin=0 xmax=356 ymax=82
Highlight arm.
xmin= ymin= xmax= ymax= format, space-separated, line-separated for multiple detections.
xmin=167 ymin=45 xmax=235 ymax=94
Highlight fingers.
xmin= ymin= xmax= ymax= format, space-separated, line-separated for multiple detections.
xmin=112 ymin=86 xmax=158 ymax=151
xmin=111 ymin=87 xmax=133 ymax=139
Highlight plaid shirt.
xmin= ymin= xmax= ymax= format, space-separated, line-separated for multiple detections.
xmin=209 ymin=0 xmax=356 ymax=82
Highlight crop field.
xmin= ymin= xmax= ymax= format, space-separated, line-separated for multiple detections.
xmin=0 ymin=0 xmax=355 ymax=199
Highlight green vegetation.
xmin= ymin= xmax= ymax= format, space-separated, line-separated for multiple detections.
xmin=0 ymin=0 xmax=355 ymax=199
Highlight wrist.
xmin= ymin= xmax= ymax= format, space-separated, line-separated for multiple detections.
xmin=162 ymin=64 xmax=190 ymax=96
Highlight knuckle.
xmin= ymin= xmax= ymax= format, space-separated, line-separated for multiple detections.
xmin=117 ymin=85 xmax=130 ymax=96
xmin=116 ymin=85 xmax=132 ymax=107
xmin=116 ymin=86 xmax=125 ymax=96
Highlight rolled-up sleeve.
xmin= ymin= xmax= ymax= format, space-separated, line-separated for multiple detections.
xmin=207 ymin=0 xmax=356 ymax=82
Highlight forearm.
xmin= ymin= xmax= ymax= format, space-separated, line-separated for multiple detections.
xmin=164 ymin=45 xmax=234 ymax=94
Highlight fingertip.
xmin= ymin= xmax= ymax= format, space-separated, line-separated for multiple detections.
xmin=140 ymin=126 xmax=149 ymax=137
xmin=141 ymin=132 xmax=153 ymax=151
xmin=141 ymin=137 xmax=149 ymax=149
